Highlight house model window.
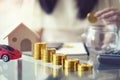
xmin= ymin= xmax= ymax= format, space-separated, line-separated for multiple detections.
xmin=12 ymin=37 xmax=17 ymax=42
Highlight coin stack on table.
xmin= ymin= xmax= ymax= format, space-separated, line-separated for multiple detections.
xmin=64 ymin=59 xmax=79 ymax=71
xmin=42 ymin=48 xmax=56 ymax=62
xmin=52 ymin=53 xmax=66 ymax=66
xmin=78 ymin=63 xmax=93 ymax=71
xmin=33 ymin=42 xmax=47 ymax=60
xmin=78 ymin=63 xmax=93 ymax=77
xmin=42 ymin=48 xmax=51 ymax=62
xmin=49 ymin=48 xmax=56 ymax=62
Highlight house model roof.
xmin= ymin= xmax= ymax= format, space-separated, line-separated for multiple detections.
xmin=3 ymin=22 xmax=40 ymax=39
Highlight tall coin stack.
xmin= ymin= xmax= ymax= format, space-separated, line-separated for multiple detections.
xmin=33 ymin=42 xmax=47 ymax=60
xmin=52 ymin=53 xmax=66 ymax=65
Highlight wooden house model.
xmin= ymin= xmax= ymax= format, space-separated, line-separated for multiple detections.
xmin=3 ymin=22 xmax=41 ymax=52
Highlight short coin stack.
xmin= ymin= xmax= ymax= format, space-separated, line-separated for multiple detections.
xmin=64 ymin=59 xmax=79 ymax=71
xmin=63 ymin=58 xmax=79 ymax=76
xmin=78 ymin=63 xmax=93 ymax=77
xmin=78 ymin=63 xmax=93 ymax=71
xmin=52 ymin=53 xmax=66 ymax=66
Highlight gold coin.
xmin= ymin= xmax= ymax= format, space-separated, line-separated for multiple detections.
xmin=33 ymin=42 xmax=42 ymax=60
xmin=48 ymin=48 xmax=56 ymax=53
xmin=62 ymin=45 xmax=74 ymax=48
xmin=48 ymin=48 xmax=56 ymax=62
xmin=42 ymin=59 xmax=50 ymax=62
xmin=78 ymin=63 xmax=93 ymax=71
xmin=42 ymin=49 xmax=53 ymax=63
xmin=53 ymin=54 xmax=66 ymax=59
xmin=87 ymin=12 xmax=97 ymax=23
xmin=52 ymin=54 xmax=66 ymax=65
xmin=39 ymin=42 xmax=47 ymax=48
xmin=42 ymin=58 xmax=50 ymax=62
xmin=33 ymin=42 xmax=47 ymax=60
xmin=64 ymin=59 xmax=79 ymax=69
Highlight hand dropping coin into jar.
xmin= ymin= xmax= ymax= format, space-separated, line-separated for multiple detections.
xmin=86 ymin=12 xmax=118 ymax=54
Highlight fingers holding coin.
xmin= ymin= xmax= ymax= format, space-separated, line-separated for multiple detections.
xmin=94 ymin=7 xmax=118 ymax=19
xmin=94 ymin=8 xmax=120 ymax=26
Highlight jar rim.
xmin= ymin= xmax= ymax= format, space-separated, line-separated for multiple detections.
xmin=89 ymin=24 xmax=118 ymax=32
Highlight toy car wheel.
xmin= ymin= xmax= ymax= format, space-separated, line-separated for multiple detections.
xmin=2 ymin=54 xmax=9 ymax=62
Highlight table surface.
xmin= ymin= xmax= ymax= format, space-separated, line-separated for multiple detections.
xmin=0 ymin=52 xmax=120 ymax=80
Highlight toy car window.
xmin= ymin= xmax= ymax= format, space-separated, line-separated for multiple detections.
xmin=1 ymin=45 xmax=14 ymax=51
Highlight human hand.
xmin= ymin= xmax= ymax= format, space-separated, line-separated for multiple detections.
xmin=95 ymin=7 xmax=120 ymax=27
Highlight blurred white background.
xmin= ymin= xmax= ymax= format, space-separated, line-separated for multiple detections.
xmin=0 ymin=0 xmax=23 ymax=44
xmin=0 ymin=0 xmax=120 ymax=45
xmin=0 ymin=0 xmax=41 ymax=44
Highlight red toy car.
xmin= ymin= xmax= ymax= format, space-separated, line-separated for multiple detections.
xmin=0 ymin=44 xmax=22 ymax=62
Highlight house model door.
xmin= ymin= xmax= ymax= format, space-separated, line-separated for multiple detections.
xmin=20 ymin=39 xmax=31 ymax=51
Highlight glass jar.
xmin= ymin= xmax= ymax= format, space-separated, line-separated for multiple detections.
xmin=85 ymin=24 xmax=119 ymax=55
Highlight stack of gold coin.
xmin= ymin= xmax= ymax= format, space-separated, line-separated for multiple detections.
xmin=49 ymin=48 xmax=56 ymax=62
xmin=52 ymin=53 xmax=66 ymax=65
xmin=87 ymin=12 xmax=97 ymax=23
xmin=64 ymin=59 xmax=79 ymax=71
xmin=42 ymin=49 xmax=50 ymax=62
xmin=40 ymin=42 xmax=47 ymax=58
xmin=42 ymin=48 xmax=56 ymax=62
xmin=33 ymin=42 xmax=47 ymax=60
xmin=78 ymin=63 xmax=93 ymax=71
